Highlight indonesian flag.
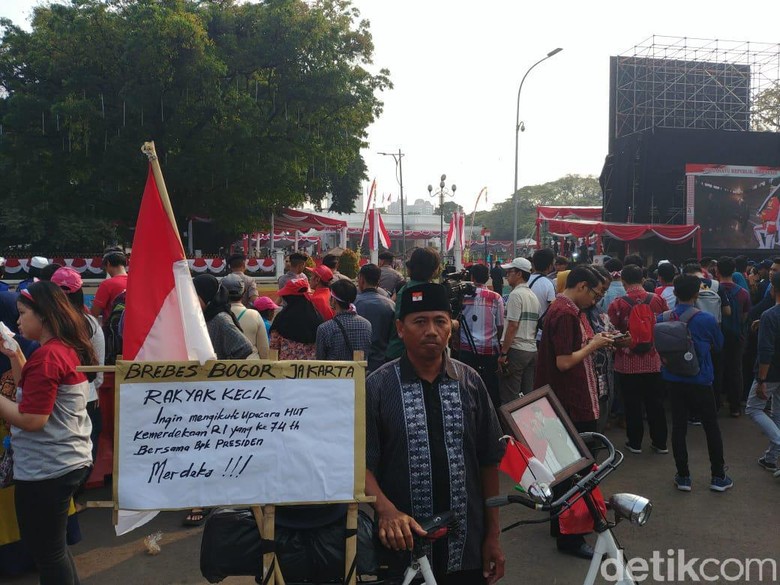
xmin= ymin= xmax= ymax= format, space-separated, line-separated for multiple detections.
xmin=117 ymin=161 xmax=215 ymax=536
xmin=123 ymin=166 xmax=215 ymax=364
xmin=359 ymin=178 xmax=377 ymax=248
xmin=445 ymin=211 xmax=466 ymax=252
xmin=498 ymin=436 xmax=555 ymax=489
xmin=369 ymin=209 xmax=391 ymax=250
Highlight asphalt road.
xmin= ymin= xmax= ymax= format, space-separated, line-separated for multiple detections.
xmin=5 ymin=409 xmax=779 ymax=585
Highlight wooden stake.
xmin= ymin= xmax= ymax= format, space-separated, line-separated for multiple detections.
xmin=344 ymin=503 xmax=359 ymax=585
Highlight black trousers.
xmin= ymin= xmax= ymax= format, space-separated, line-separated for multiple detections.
xmin=15 ymin=466 xmax=91 ymax=585
xmin=619 ymin=372 xmax=667 ymax=449
xmin=668 ymin=382 xmax=725 ymax=478
xmin=551 ymin=419 xmax=598 ymax=548
xmin=721 ymin=333 xmax=744 ymax=412
xmin=458 ymin=351 xmax=500 ymax=412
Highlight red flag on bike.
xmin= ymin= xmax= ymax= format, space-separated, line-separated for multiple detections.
xmin=559 ymin=465 xmax=608 ymax=534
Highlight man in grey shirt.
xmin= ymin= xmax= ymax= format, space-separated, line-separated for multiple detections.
xmin=355 ymin=263 xmax=396 ymax=372
xmin=278 ymin=252 xmax=309 ymax=290
xmin=378 ymin=252 xmax=404 ymax=296
xmin=227 ymin=253 xmax=259 ymax=308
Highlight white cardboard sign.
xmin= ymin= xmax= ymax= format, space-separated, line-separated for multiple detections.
xmin=115 ymin=361 xmax=361 ymax=510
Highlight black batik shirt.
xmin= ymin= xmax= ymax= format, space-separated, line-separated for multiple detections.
xmin=366 ymin=353 xmax=505 ymax=574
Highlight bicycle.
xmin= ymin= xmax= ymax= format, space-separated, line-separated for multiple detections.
xmin=487 ymin=432 xmax=652 ymax=585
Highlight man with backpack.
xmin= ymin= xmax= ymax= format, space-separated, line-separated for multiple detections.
xmin=715 ymin=256 xmax=751 ymax=417
xmin=528 ymin=249 xmax=557 ymax=324
xmin=91 ymin=248 xmax=128 ymax=323
xmin=655 ymin=275 xmax=732 ymax=492
xmin=608 ymin=265 xmax=669 ymax=454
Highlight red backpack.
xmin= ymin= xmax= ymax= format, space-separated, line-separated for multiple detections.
xmin=621 ymin=294 xmax=655 ymax=354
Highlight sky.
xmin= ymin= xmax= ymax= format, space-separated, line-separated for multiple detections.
xmin=3 ymin=0 xmax=780 ymax=214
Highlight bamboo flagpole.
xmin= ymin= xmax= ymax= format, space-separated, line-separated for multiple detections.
xmin=141 ymin=142 xmax=183 ymax=250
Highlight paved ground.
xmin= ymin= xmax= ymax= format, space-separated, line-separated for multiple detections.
xmin=5 ymin=409 xmax=779 ymax=584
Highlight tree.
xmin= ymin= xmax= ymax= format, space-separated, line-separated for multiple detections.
xmin=0 ymin=0 xmax=390 ymax=251
xmin=433 ymin=201 xmax=463 ymax=216
xmin=752 ymin=82 xmax=780 ymax=132
xmin=474 ymin=174 xmax=602 ymax=241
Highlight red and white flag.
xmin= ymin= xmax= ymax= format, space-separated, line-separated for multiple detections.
xmin=498 ymin=436 xmax=555 ymax=489
xmin=123 ymin=166 xmax=215 ymax=365
xmin=358 ymin=179 xmax=377 ymax=248
xmin=368 ymin=209 xmax=391 ymax=250
xmin=445 ymin=212 xmax=466 ymax=252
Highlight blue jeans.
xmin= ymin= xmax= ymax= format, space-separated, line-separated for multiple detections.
xmin=745 ymin=379 xmax=780 ymax=463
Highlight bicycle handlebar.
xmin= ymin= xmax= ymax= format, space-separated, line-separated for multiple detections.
xmin=487 ymin=432 xmax=622 ymax=512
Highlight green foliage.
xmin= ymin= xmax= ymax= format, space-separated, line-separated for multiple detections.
xmin=475 ymin=174 xmax=602 ymax=241
xmin=337 ymin=247 xmax=359 ymax=278
xmin=0 ymin=0 xmax=390 ymax=251
xmin=752 ymin=82 xmax=780 ymax=132
xmin=433 ymin=201 xmax=463 ymax=216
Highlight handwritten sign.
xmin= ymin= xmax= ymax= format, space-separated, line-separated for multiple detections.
xmin=115 ymin=360 xmax=365 ymax=511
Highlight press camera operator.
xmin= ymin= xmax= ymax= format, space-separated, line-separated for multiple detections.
xmin=455 ymin=264 xmax=505 ymax=410
xmin=385 ymin=247 xmax=441 ymax=361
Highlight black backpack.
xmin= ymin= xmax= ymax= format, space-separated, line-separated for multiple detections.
xmin=654 ymin=308 xmax=700 ymax=377
xmin=103 ymin=290 xmax=126 ymax=365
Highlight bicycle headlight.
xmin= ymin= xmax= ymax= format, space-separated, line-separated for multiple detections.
xmin=609 ymin=493 xmax=652 ymax=526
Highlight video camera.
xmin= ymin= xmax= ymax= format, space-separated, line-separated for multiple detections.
xmin=442 ymin=269 xmax=477 ymax=316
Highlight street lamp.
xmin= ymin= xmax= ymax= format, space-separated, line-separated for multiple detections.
xmin=428 ymin=175 xmax=456 ymax=254
xmin=378 ymin=149 xmax=406 ymax=260
xmin=512 ymin=47 xmax=563 ymax=258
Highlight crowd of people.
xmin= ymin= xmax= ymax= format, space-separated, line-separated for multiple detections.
xmin=1 ymin=244 xmax=780 ymax=584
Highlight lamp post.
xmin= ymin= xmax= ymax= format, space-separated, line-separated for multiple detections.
xmin=428 ymin=175 xmax=456 ymax=254
xmin=378 ymin=149 xmax=406 ymax=260
xmin=512 ymin=47 xmax=563 ymax=258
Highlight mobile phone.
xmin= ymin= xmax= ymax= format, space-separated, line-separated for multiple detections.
xmin=611 ymin=332 xmax=628 ymax=340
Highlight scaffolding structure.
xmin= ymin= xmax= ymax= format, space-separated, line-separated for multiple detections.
xmin=613 ymin=35 xmax=780 ymax=140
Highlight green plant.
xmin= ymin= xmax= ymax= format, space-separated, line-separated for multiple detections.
xmin=338 ymin=248 xmax=359 ymax=279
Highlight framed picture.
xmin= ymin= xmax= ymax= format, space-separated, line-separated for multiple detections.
xmin=500 ymin=385 xmax=594 ymax=486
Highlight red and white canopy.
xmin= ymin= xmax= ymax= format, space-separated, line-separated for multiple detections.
xmin=273 ymin=208 xmax=347 ymax=233
xmin=544 ymin=218 xmax=702 ymax=258
xmin=536 ymin=206 xmax=603 ymax=222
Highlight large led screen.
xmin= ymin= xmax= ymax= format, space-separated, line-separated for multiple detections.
xmin=686 ymin=164 xmax=780 ymax=250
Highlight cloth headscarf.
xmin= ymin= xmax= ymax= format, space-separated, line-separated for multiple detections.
xmin=271 ymin=294 xmax=323 ymax=344
xmin=193 ymin=274 xmax=242 ymax=328
xmin=556 ymin=269 xmax=571 ymax=294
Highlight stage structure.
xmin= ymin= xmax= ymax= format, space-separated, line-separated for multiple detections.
xmin=610 ymin=36 xmax=780 ymax=149
xmin=602 ymin=36 xmax=780 ymax=256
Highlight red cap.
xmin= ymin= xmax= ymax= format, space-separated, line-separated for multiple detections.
xmin=278 ymin=278 xmax=310 ymax=298
xmin=307 ymin=264 xmax=333 ymax=284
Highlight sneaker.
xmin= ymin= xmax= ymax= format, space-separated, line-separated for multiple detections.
xmin=710 ymin=474 xmax=734 ymax=492
xmin=651 ymin=444 xmax=669 ymax=454
xmin=729 ymin=410 xmax=741 ymax=418
xmin=688 ymin=417 xmax=702 ymax=426
xmin=674 ymin=474 xmax=692 ymax=491
xmin=757 ymin=457 xmax=778 ymax=472
xmin=624 ymin=441 xmax=642 ymax=454
xmin=774 ymin=469 xmax=780 ymax=479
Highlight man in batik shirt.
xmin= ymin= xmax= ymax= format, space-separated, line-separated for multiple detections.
xmin=366 ymin=283 xmax=506 ymax=585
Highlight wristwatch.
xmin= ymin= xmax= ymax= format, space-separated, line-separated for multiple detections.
xmin=757 ymin=378 xmax=766 ymax=384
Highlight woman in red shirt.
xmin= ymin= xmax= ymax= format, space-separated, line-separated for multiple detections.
xmin=0 ymin=281 xmax=97 ymax=585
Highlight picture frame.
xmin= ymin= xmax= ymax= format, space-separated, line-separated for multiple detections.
xmin=500 ymin=385 xmax=594 ymax=486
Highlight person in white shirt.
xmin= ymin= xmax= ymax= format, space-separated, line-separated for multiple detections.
xmin=222 ymin=273 xmax=269 ymax=358
xmin=527 ymin=249 xmax=557 ymax=341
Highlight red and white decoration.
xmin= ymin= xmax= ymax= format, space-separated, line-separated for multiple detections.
xmin=368 ymin=209 xmax=391 ymax=251
xmin=445 ymin=211 xmax=465 ymax=252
